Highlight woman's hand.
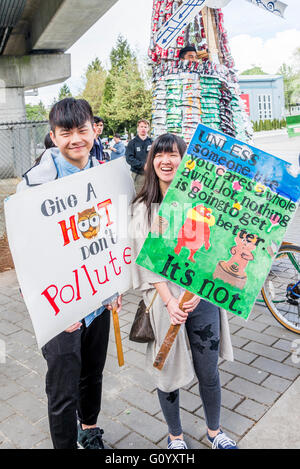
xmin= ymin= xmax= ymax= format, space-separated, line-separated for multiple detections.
xmin=179 ymin=293 xmax=201 ymax=313
xmin=65 ymin=322 xmax=82 ymax=333
xmin=167 ymin=296 xmax=188 ymax=325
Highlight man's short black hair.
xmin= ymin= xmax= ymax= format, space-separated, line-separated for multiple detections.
xmin=94 ymin=116 xmax=104 ymax=124
xmin=179 ymin=45 xmax=197 ymax=60
xmin=114 ymin=133 xmax=121 ymax=139
xmin=49 ymin=98 xmax=94 ymax=133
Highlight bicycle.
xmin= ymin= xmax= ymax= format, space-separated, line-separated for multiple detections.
xmin=258 ymin=242 xmax=300 ymax=334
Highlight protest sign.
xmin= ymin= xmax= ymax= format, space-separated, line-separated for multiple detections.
xmin=5 ymin=158 xmax=135 ymax=348
xmin=136 ymin=124 xmax=300 ymax=321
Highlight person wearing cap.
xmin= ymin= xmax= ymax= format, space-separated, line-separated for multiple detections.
xmin=179 ymin=45 xmax=199 ymax=62
xmin=109 ymin=134 xmax=126 ymax=161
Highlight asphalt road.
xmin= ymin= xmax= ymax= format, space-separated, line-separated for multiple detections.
xmin=253 ymin=130 xmax=300 ymax=166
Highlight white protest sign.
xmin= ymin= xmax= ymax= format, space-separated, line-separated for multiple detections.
xmin=5 ymin=158 xmax=135 ymax=348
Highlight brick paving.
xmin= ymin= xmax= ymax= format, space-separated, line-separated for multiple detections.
xmin=0 ymin=249 xmax=299 ymax=449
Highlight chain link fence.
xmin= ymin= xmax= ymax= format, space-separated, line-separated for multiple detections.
xmin=0 ymin=120 xmax=49 ymax=178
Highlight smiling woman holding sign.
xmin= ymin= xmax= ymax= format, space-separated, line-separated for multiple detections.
xmin=130 ymin=133 xmax=237 ymax=450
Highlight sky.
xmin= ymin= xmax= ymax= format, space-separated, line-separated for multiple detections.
xmin=26 ymin=0 xmax=300 ymax=106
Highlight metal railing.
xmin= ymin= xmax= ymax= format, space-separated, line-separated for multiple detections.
xmin=0 ymin=120 xmax=49 ymax=178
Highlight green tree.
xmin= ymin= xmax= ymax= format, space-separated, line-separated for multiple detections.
xmin=278 ymin=63 xmax=298 ymax=110
xmin=78 ymin=58 xmax=107 ymax=115
xmin=100 ymin=36 xmax=151 ymax=134
xmin=101 ymin=36 xmax=136 ymax=115
xmin=26 ymin=101 xmax=48 ymax=121
xmin=110 ymin=35 xmax=134 ymax=72
xmin=58 ymin=83 xmax=72 ymax=101
xmin=87 ymin=57 xmax=103 ymax=73
xmin=241 ymin=66 xmax=268 ymax=75
xmin=101 ymin=57 xmax=152 ymax=134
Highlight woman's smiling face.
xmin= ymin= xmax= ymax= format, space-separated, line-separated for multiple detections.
xmin=153 ymin=144 xmax=182 ymax=184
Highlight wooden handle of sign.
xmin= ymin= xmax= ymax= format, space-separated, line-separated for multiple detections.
xmin=153 ymin=291 xmax=195 ymax=371
xmin=202 ymin=7 xmax=220 ymax=63
xmin=112 ymin=304 xmax=124 ymax=367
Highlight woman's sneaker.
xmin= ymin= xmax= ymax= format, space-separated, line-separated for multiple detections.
xmin=167 ymin=436 xmax=188 ymax=449
xmin=207 ymin=430 xmax=238 ymax=449
xmin=77 ymin=424 xmax=105 ymax=449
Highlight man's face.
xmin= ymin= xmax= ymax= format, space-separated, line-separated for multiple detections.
xmin=50 ymin=120 xmax=96 ymax=168
xmin=95 ymin=121 xmax=104 ymax=137
xmin=182 ymin=51 xmax=198 ymax=62
xmin=137 ymin=122 xmax=149 ymax=139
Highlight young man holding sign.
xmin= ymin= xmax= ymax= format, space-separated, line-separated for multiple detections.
xmin=18 ymin=98 xmax=121 ymax=449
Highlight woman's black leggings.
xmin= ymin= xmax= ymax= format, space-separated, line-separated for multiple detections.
xmin=157 ymin=300 xmax=221 ymax=436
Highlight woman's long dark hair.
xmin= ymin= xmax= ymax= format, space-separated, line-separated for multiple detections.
xmin=133 ymin=133 xmax=187 ymax=224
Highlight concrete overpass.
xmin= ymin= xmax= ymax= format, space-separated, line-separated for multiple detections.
xmin=0 ymin=0 xmax=118 ymax=122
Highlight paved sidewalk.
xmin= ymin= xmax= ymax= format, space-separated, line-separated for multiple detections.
xmin=0 ymin=208 xmax=299 ymax=449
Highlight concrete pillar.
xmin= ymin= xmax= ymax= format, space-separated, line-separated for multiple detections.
xmin=0 ymin=53 xmax=70 ymax=178
xmin=0 ymin=53 xmax=71 ymax=123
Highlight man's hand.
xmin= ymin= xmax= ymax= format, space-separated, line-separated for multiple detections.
xmin=65 ymin=322 xmax=82 ymax=333
xmin=105 ymin=295 xmax=122 ymax=313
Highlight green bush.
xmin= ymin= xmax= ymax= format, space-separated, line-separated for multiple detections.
xmin=253 ymin=118 xmax=287 ymax=131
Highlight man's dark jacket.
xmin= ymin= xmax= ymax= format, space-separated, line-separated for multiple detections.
xmin=90 ymin=137 xmax=106 ymax=162
xmin=125 ymin=135 xmax=153 ymax=175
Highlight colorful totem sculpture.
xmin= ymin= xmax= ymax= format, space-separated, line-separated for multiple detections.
xmin=149 ymin=0 xmax=287 ymax=144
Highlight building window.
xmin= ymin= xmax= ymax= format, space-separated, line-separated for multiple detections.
xmin=258 ymin=94 xmax=273 ymax=120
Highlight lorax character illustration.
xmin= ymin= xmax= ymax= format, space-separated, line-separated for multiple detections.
xmin=77 ymin=207 xmax=100 ymax=240
xmin=213 ymin=231 xmax=258 ymax=289
xmin=174 ymin=205 xmax=215 ymax=263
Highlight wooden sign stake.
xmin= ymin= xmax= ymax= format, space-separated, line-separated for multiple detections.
xmin=153 ymin=290 xmax=194 ymax=370
xmin=202 ymin=7 xmax=221 ymax=63
xmin=112 ymin=299 xmax=124 ymax=367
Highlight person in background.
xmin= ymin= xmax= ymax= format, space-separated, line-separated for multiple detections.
xmin=34 ymin=132 xmax=56 ymax=165
xmin=126 ymin=119 xmax=152 ymax=193
xmin=90 ymin=116 xmax=108 ymax=162
xmin=179 ymin=45 xmax=199 ymax=62
xmin=109 ymin=134 xmax=126 ymax=161
xmin=44 ymin=132 xmax=56 ymax=149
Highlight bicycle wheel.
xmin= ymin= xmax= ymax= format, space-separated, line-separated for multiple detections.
xmin=261 ymin=244 xmax=300 ymax=334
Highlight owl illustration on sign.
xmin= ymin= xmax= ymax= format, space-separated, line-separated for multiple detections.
xmin=77 ymin=207 xmax=100 ymax=240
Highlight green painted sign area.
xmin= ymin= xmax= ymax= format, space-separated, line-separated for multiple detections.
xmin=136 ymin=125 xmax=299 ymax=320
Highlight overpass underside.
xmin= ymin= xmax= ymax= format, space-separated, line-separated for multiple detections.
xmin=0 ymin=0 xmax=118 ymax=121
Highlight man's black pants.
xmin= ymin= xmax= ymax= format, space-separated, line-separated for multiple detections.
xmin=41 ymin=309 xmax=110 ymax=449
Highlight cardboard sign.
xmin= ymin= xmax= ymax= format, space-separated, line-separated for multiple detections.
xmin=136 ymin=124 xmax=300 ymax=320
xmin=5 ymin=158 xmax=135 ymax=348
